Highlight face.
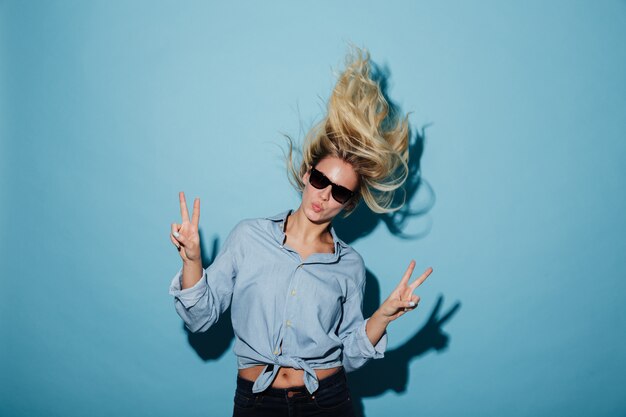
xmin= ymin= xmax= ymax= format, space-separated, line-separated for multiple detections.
xmin=301 ymin=156 xmax=359 ymax=224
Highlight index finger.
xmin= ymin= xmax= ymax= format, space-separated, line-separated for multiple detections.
xmin=397 ymin=260 xmax=416 ymax=289
xmin=191 ymin=197 xmax=200 ymax=227
xmin=179 ymin=191 xmax=190 ymax=222
xmin=409 ymin=267 xmax=433 ymax=291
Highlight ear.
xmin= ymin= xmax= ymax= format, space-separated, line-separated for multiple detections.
xmin=302 ymin=166 xmax=311 ymax=184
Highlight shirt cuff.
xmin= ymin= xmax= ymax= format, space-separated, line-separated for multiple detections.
xmin=359 ymin=318 xmax=387 ymax=358
xmin=168 ymin=268 xmax=208 ymax=309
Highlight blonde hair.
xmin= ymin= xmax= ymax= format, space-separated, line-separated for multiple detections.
xmin=285 ymin=47 xmax=410 ymax=216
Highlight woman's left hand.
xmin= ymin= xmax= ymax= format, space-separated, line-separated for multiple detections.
xmin=378 ymin=261 xmax=433 ymax=322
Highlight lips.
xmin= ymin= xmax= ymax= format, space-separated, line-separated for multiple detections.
xmin=312 ymin=202 xmax=322 ymax=213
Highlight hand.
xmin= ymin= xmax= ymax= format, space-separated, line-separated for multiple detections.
xmin=170 ymin=191 xmax=202 ymax=263
xmin=377 ymin=261 xmax=433 ymax=323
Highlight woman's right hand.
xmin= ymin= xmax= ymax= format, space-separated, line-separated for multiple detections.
xmin=171 ymin=191 xmax=202 ymax=264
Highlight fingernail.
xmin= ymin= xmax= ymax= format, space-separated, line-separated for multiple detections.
xmin=408 ymin=301 xmax=416 ymax=307
xmin=173 ymin=232 xmax=180 ymax=238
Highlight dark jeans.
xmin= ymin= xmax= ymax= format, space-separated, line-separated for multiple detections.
xmin=232 ymin=367 xmax=356 ymax=417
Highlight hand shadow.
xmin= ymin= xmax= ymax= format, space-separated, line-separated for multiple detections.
xmin=347 ymin=269 xmax=461 ymax=416
xmin=181 ymin=232 xmax=235 ymax=361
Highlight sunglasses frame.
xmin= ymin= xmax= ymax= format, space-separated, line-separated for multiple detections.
xmin=308 ymin=165 xmax=355 ymax=204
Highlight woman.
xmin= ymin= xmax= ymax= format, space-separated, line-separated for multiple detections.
xmin=168 ymin=48 xmax=433 ymax=416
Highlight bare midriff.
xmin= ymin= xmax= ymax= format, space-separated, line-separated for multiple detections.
xmin=238 ymin=365 xmax=342 ymax=388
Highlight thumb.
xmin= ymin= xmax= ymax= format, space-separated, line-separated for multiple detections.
xmin=172 ymin=230 xmax=188 ymax=247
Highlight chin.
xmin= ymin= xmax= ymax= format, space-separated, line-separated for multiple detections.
xmin=304 ymin=209 xmax=325 ymax=223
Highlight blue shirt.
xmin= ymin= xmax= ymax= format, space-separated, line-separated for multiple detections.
xmin=168 ymin=210 xmax=387 ymax=394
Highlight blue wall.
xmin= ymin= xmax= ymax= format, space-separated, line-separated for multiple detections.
xmin=2 ymin=1 xmax=625 ymax=416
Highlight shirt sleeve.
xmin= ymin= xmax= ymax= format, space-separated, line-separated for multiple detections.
xmin=168 ymin=222 xmax=242 ymax=333
xmin=338 ymin=258 xmax=387 ymax=372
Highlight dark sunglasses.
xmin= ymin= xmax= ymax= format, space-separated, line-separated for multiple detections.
xmin=309 ymin=166 xmax=355 ymax=204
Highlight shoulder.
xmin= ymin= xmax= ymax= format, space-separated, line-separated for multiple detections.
xmin=230 ymin=218 xmax=258 ymax=233
xmin=234 ymin=212 xmax=284 ymax=231
xmin=226 ymin=210 xmax=287 ymax=239
xmin=336 ymin=241 xmax=367 ymax=288
xmin=330 ymin=225 xmax=365 ymax=276
xmin=338 ymin=243 xmax=364 ymax=268
xmin=225 ymin=217 xmax=263 ymax=241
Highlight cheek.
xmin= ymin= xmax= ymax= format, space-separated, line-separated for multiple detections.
xmin=326 ymin=199 xmax=346 ymax=212
xmin=302 ymin=183 xmax=313 ymax=199
xmin=302 ymin=185 xmax=319 ymax=206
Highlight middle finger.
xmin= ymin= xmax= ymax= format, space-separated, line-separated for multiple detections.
xmin=179 ymin=191 xmax=190 ymax=222
xmin=409 ymin=267 xmax=433 ymax=291
xmin=191 ymin=198 xmax=200 ymax=227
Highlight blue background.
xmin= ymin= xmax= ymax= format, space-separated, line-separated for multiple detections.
xmin=2 ymin=1 xmax=625 ymax=416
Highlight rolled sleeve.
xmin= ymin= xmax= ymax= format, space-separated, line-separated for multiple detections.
xmin=168 ymin=268 xmax=209 ymax=309
xmin=338 ymin=262 xmax=388 ymax=372
xmin=355 ymin=318 xmax=387 ymax=358
xmin=167 ymin=222 xmax=242 ymax=333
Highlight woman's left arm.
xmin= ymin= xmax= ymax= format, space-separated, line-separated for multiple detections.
xmin=365 ymin=261 xmax=433 ymax=346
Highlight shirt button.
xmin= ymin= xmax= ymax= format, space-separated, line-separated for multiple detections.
xmin=286 ymin=320 xmax=292 ymax=327
xmin=273 ymin=349 xmax=279 ymax=355
xmin=291 ymin=290 xmax=296 ymax=296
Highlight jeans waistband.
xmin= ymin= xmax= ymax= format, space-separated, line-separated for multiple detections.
xmin=236 ymin=367 xmax=346 ymax=397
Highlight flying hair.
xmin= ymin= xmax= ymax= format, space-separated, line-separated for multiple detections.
xmin=285 ymin=46 xmax=410 ymax=216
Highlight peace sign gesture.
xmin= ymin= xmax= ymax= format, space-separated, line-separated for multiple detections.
xmin=377 ymin=261 xmax=433 ymax=322
xmin=170 ymin=191 xmax=202 ymax=263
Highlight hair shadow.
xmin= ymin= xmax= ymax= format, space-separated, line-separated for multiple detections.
xmin=332 ymin=61 xmax=460 ymax=416
xmin=333 ymin=61 xmax=435 ymax=243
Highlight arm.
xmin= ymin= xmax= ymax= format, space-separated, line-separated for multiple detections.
xmin=170 ymin=192 xmax=204 ymax=290
xmin=365 ymin=310 xmax=392 ymax=346
xmin=181 ymin=259 xmax=203 ymax=290
xmin=168 ymin=222 xmax=242 ymax=333
xmin=339 ymin=259 xmax=435 ymax=372
xmin=338 ymin=262 xmax=388 ymax=372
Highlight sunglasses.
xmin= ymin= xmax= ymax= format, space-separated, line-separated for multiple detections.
xmin=309 ymin=166 xmax=355 ymax=204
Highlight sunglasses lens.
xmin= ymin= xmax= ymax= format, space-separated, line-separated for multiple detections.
xmin=309 ymin=168 xmax=328 ymax=189
xmin=331 ymin=187 xmax=352 ymax=204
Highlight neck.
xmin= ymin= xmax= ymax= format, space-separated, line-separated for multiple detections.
xmin=287 ymin=207 xmax=332 ymax=244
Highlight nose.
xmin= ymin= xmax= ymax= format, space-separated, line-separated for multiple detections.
xmin=319 ymin=185 xmax=332 ymax=201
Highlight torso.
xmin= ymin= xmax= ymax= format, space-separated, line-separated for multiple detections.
xmin=237 ymin=213 xmax=340 ymax=388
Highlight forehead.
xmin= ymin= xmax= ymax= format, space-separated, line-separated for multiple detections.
xmin=315 ymin=157 xmax=359 ymax=190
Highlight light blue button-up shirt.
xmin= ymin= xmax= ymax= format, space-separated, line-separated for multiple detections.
xmin=169 ymin=210 xmax=387 ymax=394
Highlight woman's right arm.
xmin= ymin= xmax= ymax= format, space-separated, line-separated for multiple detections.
xmin=170 ymin=192 xmax=203 ymax=289
xmin=181 ymin=260 xmax=203 ymax=290
xmin=168 ymin=192 xmax=241 ymax=332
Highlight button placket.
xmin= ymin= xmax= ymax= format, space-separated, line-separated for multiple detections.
xmin=290 ymin=263 xmax=303 ymax=297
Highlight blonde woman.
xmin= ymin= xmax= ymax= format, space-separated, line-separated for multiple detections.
xmin=169 ymin=48 xmax=433 ymax=417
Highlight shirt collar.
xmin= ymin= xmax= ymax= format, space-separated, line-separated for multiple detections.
xmin=265 ymin=210 xmax=290 ymax=222
xmin=265 ymin=209 xmax=349 ymax=255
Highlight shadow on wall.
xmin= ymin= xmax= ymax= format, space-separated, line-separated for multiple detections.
xmin=184 ymin=234 xmax=235 ymax=360
xmin=350 ymin=270 xmax=460 ymax=417
xmin=179 ymin=61 xmax=462 ymax=417
xmin=335 ymin=62 xmax=462 ymax=416
xmin=333 ymin=60 xmax=433 ymax=243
